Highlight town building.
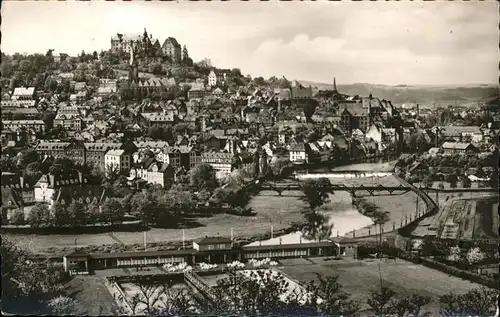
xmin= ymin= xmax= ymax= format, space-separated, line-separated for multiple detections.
xmin=11 ymin=87 xmax=35 ymax=101
xmin=339 ymin=104 xmax=371 ymax=135
xmin=129 ymin=157 xmax=174 ymax=188
xmin=436 ymin=126 xmax=484 ymax=143
xmin=35 ymin=140 xmax=87 ymax=165
xmin=208 ymin=70 xmax=230 ymax=87
xmin=61 ymin=235 xmax=359 ymax=274
xmin=1 ymin=100 xmax=36 ymax=108
xmin=85 ymin=142 xmax=123 ymax=170
xmin=200 ymin=152 xmax=233 ymax=179
xmin=104 ymin=149 xmax=131 ymax=175
xmin=288 ymin=143 xmax=309 ymax=164
xmin=54 ymin=105 xmax=82 ymax=131
xmin=1 ymin=107 xmax=41 ymax=120
xmin=440 ymin=142 xmax=479 ymax=155
xmin=161 ymin=37 xmax=182 ymax=62
xmin=111 ymin=29 xmax=155 ymax=54
xmin=187 ymin=83 xmax=206 ymax=100
xmin=140 ymin=112 xmax=176 ymax=128
xmin=1 ymin=120 xmax=46 ymax=133
xmin=33 ymin=171 xmax=105 ymax=207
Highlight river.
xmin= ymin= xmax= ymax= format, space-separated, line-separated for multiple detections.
xmin=250 ymin=161 xmax=400 ymax=245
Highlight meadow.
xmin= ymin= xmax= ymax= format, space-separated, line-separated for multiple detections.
xmin=277 ymin=257 xmax=484 ymax=314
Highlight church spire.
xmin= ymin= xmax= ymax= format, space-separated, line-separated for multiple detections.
xmin=333 ymin=77 xmax=337 ymax=92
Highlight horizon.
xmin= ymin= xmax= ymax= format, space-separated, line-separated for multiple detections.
xmin=2 ymin=1 xmax=497 ymax=86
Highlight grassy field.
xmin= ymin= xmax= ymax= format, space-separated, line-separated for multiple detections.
xmin=329 ymin=161 xmax=397 ymax=172
xmin=344 ymin=191 xmax=423 ymax=238
xmin=4 ymin=190 xmax=306 ymax=255
xmin=277 ymin=257 xmax=483 ymax=314
xmin=64 ymin=276 xmax=122 ymax=316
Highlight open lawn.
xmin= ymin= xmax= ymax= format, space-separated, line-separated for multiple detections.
xmin=329 ymin=161 xmax=397 ymax=172
xmin=4 ymin=190 xmax=306 ymax=255
xmin=64 ymin=276 xmax=122 ymax=316
xmin=277 ymin=257 xmax=484 ymax=314
xmin=344 ymin=191 xmax=423 ymax=238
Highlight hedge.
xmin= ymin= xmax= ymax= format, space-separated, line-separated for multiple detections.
xmin=398 ymin=253 xmax=497 ymax=289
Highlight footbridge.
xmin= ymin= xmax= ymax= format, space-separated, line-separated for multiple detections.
xmin=259 ymin=181 xmax=412 ymax=197
xmin=184 ymin=271 xmax=216 ymax=302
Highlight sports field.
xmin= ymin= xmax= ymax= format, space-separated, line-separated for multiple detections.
xmin=277 ymin=257 xmax=484 ymax=314
xmin=412 ymin=194 xmax=498 ymax=239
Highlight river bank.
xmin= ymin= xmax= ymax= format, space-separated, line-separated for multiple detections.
xmin=4 ymin=161 xmax=401 ymax=257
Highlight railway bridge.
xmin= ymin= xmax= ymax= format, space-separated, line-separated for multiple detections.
xmin=259 ymin=181 xmax=412 ymax=197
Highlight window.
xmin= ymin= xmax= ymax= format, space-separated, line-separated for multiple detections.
xmin=208 ymin=245 xmax=214 ymax=250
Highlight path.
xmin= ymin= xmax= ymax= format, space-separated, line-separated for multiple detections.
xmin=64 ymin=276 xmax=122 ymax=316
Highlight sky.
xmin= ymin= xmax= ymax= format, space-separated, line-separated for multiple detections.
xmin=2 ymin=0 xmax=498 ymax=86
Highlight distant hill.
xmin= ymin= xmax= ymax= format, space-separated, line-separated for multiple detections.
xmin=298 ymin=81 xmax=499 ymax=106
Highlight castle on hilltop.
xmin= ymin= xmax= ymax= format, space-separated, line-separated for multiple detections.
xmin=110 ymin=28 xmax=186 ymax=63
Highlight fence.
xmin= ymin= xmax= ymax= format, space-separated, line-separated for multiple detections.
xmin=184 ymin=271 xmax=215 ymax=302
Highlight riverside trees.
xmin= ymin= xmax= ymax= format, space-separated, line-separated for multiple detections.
xmin=300 ymin=178 xmax=334 ymax=241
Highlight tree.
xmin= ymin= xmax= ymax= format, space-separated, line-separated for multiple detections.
xmin=305 ymin=273 xmax=360 ymax=316
xmin=303 ymin=99 xmax=317 ymax=122
xmin=25 ymin=162 xmax=42 ymax=178
xmin=48 ymin=295 xmax=79 ymax=316
xmin=101 ymin=198 xmax=125 ymax=224
xmin=252 ymin=151 xmax=260 ymax=178
xmin=211 ymin=269 xmax=306 ymax=316
xmin=51 ymin=202 xmax=69 ymax=227
xmin=270 ymin=158 xmax=292 ymax=178
xmin=2 ymin=237 xmax=69 ymax=314
xmin=224 ymin=68 xmax=241 ymax=79
xmin=447 ymin=246 xmax=462 ymax=263
xmin=300 ymin=178 xmax=333 ymax=210
xmin=87 ymin=201 xmax=101 ymax=225
xmin=461 ymin=175 xmax=471 ymax=188
xmin=439 ymin=287 xmax=497 ymax=317
xmin=408 ymin=294 xmax=432 ymax=317
xmin=28 ymin=203 xmax=51 ymax=228
xmin=367 ymin=286 xmax=396 ymax=316
xmin=254 ymin=76 xmax=266 ymax=86
xmin=130 ymin=283 xmax=166 ymax=315
xmin=17 ymin=149 xmax=38 ymax=168
xmin=67 ymin=200 xmax=87 ymax=227
xmin=198 ymin=58 xmax=212 ymax=68
xmin=189 ymin=163 xmax=218 ymax=192
xmin=302 ymin=210 xmax=333 ymax=241
xmin=466 ymin=247 xmax=485 ymax=267
xmin=11 ymin=209 xmax=26 ymax=226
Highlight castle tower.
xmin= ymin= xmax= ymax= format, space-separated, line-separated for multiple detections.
xmin=128 ymin=44 xmax=139 ymax=84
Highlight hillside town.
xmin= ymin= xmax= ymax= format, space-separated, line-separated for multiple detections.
xmin=2 ymin=23 xmax=499 ymax=317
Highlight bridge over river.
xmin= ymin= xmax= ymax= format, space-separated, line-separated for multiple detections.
xmin=259 ymin=181 xmax=412 ymax=197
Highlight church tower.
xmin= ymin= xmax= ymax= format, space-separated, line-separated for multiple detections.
xmin=128 ymin=44 xmax=139 ymax=84
xmin=333 ymin=77 xmax=338 ymax=93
